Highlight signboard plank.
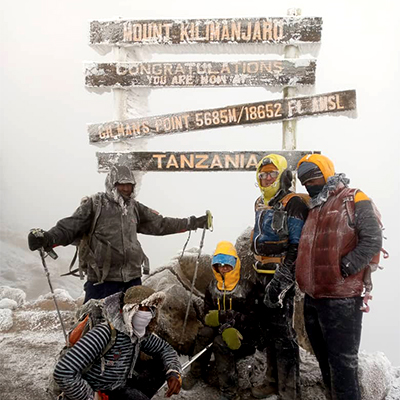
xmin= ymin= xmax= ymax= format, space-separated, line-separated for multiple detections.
xmin=96 ymin=151 xmax=319 ymax=172
xmin=88 ymin=90 xmax=356 ymax=144
xmin=90 ymin=17 xmax=322 ymax=46
xmin=85 ymin=60 xmax=316 ymax=88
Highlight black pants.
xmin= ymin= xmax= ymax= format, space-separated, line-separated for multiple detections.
xmin=258 ymin=286 xmax=300 ymax=400
xmin=304 ymin=295 xmax=363 ymax=400
xmin=190 ymin=326 xmax=254 ymax=398
xmin=84 ymin=277 xmax=142 ymax=303
xmin=106 ymin=387 xmax=149 ymax=400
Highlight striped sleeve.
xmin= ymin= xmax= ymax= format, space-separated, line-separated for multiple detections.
xmin=53 ymin=323 xmax=111 ymax=400
xmin=141 ymin=333 xmax=182 ymax=376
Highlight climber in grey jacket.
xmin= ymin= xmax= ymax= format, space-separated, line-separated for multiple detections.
xmin=53 ymin=286 xmax=182 ymax=400
xmin=28 ymin=164 xmax=210 ymax=302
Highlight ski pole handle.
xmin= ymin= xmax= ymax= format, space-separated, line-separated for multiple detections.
xmin=205 ymin=210 xmax=213 ymax=231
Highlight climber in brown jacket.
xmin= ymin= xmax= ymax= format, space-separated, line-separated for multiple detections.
xmin=296 ymin=154 xmax=382 ymax=400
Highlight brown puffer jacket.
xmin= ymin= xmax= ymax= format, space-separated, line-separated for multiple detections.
xmin=296 ymin=184 xmax=382 ymax=299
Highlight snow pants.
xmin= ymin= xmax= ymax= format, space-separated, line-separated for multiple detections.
xmin=258 ymin=286 xmax=300 ymax=400
xmin=304 ymin=295 xmax=363 ymax=400
xmin=190 ymin=326 xmax=254 ymax=398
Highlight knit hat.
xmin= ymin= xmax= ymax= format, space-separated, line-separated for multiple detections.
xmin=122 ymin=286 xmax=166 ymax=337
xmin=260 ymin=163 xmax=278 ymax=173
xmin=124 ymin=286 xmax=156 ymax=305
xmin=297 ymin=162 xmax=324 ymax=185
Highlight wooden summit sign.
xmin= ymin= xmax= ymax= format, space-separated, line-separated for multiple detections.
xmin=90 ymin=17 xmax=322 ymax=46
xmin=85 ymin=60 xmax=316 ymax=88
xmin=97 ymin=151 xmax=317 ymax=172
xmin=88 ymin=90 xmax=356 ymax=144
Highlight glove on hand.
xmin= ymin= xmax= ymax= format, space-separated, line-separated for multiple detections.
xmin=263 ymin=263 xmax=295 ymax=308
xmin=28 ymin=228 xmax=53 ymax=251
xmin=204 ymin=310 xmax=219 ymax=327
xmin=222 ymin=327 xmax=243 ymax=350
xmin=188 ymin=214 xmax=211 ymax=230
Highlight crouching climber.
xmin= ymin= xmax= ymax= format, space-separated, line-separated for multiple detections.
xmin=182 ymin=241 xmax=256 ymax=400
xmin=53 ymin=286 xmax=182 ymax=400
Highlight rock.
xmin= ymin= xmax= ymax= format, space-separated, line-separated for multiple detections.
xmin=359 ymin=351 xmax=392 ymax=400
xmin=144 ymin=269 xmax=202 ymax=354
xmin=173 ymin=247 xmax=214 ymax=296
xmin=235 ymin=227 xmax=258 ymax=283
xmin=0 ymin=286 xmax=26 ymax=307
xmin=0 ymin=308 xmax=13 ymax=331
xmin=0 ymin=298 xmax=18 ymax=310
xmin=26 ymin=288 xmax=77 ymax=311
xmin=293 ymin=289 xmax=313 ymax=354
xmin=387 ymin=366 xmax=400 ymax=400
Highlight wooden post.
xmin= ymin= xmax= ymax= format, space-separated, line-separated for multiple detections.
xmin=283 ymin=8 xmax=301 ymax=189
xmin=112 ymin=45 xmax=129 ymax=151
xmin=282 ymin=8 xmax=301 ymax=151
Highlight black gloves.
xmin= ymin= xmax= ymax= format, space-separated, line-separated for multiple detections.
xmin=188 ymin=215 xmax=209 ymax=230
xmin=28 ymin=228 xmax=53 ymax=251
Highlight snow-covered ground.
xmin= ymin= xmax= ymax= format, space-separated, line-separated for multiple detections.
xmin=1 ymin=285 xmax=399 ymax=400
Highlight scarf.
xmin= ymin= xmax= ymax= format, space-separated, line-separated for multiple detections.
xmin=309 ymin=173 xmax=350 ymax=208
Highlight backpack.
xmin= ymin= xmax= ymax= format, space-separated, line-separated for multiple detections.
xmin=61 ymin=194 xmax=103 ymax=280
xmin=343 ymin=188 xmax=389 ymax=293
xmin=48 ymin=299 xmax=117 ymax=399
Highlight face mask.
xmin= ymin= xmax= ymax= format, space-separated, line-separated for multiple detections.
xmin=131 ymin=310 xmax=153 ymax=338
xmin=306 ymin=184 xmax=325 ymax=198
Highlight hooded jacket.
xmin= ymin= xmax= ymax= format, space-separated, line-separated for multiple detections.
xmin=252 ymin=154 xmax=309 ymax=269
xmin=53 ymin=290 xmax=181 ymax=400
xmin=296 ymin=154 xmax=382 ymax=298
xmin=48 ymin=165 xmax=191 ymax=283
xmin=204 ymin=241 xmax=256 ymax=338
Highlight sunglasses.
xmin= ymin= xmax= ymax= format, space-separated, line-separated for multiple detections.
xmin=258 ymin=171 xmax=279 ymax=180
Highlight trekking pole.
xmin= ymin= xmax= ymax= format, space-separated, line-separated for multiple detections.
xmin=179 ymin=211 xmax=213 ymax=345
xmin=39 ymin=247 xmax=68 ymax=343
xmin=151 ymin=342 xmax=213 ymax=399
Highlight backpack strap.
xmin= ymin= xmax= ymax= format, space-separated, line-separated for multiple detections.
xmin=342 ymin=187 xmax=358 ymax=228
xmin=280 ymin=192 xmax=310 ymax=208
xmin=62 ymin=193 xmax=103 ymax=279
xmin=83 ymin=322 xmax=117 ymax=375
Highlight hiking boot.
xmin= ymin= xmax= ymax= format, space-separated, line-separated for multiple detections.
xmin=182 ymin=371 xmax=200 ymax=391
xmin=251 ymin=384 xmax=278 ymax=399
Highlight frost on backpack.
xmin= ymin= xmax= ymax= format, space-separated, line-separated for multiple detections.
xmin=47 ymin=298 xmax=116 ymax=399
xmin=62 ymin=193 xmax=103 ymax=281
xmin=343 ymin=188 xmax=389 ymax=294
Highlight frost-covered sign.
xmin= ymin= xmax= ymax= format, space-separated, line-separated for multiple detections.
xmin=89 ymin=17 xmax=322 ymax=46
xmin=97 ymin=151 xmax=317 ymax=172
xmin=85 ymin=59 xmax=316 ymax=88
xmin=88 ymin=90 xmax=355 ymax=144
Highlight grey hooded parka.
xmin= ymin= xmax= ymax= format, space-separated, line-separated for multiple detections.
xmin=47 ymin=165 xmax=191 ymax=283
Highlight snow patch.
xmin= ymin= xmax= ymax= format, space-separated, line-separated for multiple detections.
xmin=0 ymin=298 xmax=18 ymax=310
xmin=0 ymin=309 xmax=13 ymax=331
xmin=35 ymin=288 xmax=75 ymax=304
xmin=0 ymin=286 xmax=26 ymax=306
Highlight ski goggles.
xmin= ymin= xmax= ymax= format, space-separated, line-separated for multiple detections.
xmin=258 ymin=171 xmax=279 ymax=180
